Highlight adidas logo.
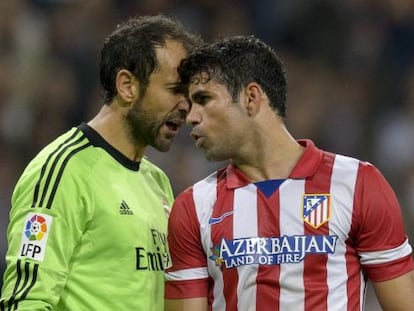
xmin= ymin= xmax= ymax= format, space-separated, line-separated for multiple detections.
xmin=119 ymin=200 xmax=134 ymax=215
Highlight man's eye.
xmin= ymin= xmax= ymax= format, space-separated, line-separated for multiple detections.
xmin=197 ymin=95 xmax=210 ymax=104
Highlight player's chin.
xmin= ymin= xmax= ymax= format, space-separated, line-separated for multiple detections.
xmin=204 ymin=149 xmax=219 ymax=162
xmin=204 ymin=147 xmax=228 ymax=162
xmin=152 ymin=136 xmax=174 ymax=152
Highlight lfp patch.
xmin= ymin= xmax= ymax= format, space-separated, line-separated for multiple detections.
xmin=303 ymin=194 xmax=331 ymax=229
xmin=18 ymin=213 xmax=53 ymax=261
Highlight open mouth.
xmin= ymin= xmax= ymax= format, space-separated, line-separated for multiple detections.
xmin=165 ymin=118 xmax=184 ymax=133
xmin=166 ymin=121 xmax=179 ymax=131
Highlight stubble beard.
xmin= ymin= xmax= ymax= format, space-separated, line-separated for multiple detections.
xmin=204 ymin=143 xmax=228 ymax=162
xmin=125 ymin=98 xmax=171 ymax=152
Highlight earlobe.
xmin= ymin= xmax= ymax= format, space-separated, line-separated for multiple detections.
xmin=116 ymin=69 xmax=138 ymax=105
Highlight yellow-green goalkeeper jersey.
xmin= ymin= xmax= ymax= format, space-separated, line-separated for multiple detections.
xmin=0 ymin=123 xmax=174 ymax=311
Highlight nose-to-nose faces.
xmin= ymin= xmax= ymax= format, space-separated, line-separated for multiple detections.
xmin=177 ymin=96 xmax=190 ymax=116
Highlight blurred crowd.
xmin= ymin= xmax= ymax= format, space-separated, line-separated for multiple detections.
xmin=1 ymin=0 xmax=413 ymax=308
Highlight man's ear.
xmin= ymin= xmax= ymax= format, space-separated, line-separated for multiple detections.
xmin=116 ymin=69 xmax=139 ymax=106
xmin=244 ymin=82 xmax=263 ymax=117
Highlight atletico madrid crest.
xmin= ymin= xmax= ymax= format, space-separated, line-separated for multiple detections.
xmin=303 ymin=194 xmax=331 ymax=229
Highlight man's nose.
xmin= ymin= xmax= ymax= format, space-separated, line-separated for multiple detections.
xmin=186 ymin=104 xmax=201 ymax=126
xmin=177 ymin=96 xmax=190 ymax=116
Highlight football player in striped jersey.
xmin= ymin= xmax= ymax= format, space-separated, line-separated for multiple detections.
xmin=165 ymin=36 xmax=414 ymax=311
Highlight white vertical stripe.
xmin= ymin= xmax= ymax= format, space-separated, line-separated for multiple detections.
xmin=360 ymin=271 xmax=367 ymax=311
xmin=279 ymin=179 xmax=306 ymax=310
xmin=327 ymin=155 xmax=359 ymax=310
xmin=234 ymin=185 xmax=258 ymax=311
xmin=192 ymin=173 xmax=226 ymax=311
xmin=317 ymin=204 xmax=321 ymax=224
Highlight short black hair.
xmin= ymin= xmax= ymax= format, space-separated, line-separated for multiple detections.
xmin=99 ymin=14 xmax=201 ymax=103
xmin=178 ymin=35 xmax=287 ymax=117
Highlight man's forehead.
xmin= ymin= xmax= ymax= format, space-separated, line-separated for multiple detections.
xmin=188 ymin=77 xmax=225 ymax=95
xmin=154 ymin=40 xmax=187 ymax=72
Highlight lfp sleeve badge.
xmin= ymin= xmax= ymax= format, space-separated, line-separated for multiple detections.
xmin=18 ymin=212 xmax=53 ymax=261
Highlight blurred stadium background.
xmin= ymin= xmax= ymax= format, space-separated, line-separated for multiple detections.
xmin=1 ymin=1 xmax=413 ymax=309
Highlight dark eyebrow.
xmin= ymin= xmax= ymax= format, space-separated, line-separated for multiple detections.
xmin=165 ymin=82 xmax=187 ymax=94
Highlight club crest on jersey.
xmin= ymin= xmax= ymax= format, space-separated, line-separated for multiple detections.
xmin=303 ymin=194 xmax=331 ymax=229
xmin=18 ymin=212 xmax=53 ymax=261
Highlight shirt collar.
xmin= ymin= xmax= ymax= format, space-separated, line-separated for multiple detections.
xmin=226 ymin=139 xmax=324 ymax=189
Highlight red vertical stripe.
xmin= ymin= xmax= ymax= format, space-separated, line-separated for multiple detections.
xmin=256 ymin=190 xmax=281 ymax=310
xmin=304 ymin=152 xmax=335 ymax=310
xmin=345 ymin=246 xmax=362 ymax=311
xmin=210 ymin=183 xmax=238 ymax=311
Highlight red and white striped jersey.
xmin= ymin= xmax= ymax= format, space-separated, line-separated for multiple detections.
xmin=165 ymin=140 xmax=414 ymax=311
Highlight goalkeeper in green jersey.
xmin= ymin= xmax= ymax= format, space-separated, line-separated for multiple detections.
xmin=0 ymin=15 xmax=200 ymax=311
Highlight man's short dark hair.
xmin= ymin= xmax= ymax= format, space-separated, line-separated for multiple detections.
xmin=99 ymin=14 xmax=201 ymax=103
xmin=178 ymin=35 xmax=287 ymax=117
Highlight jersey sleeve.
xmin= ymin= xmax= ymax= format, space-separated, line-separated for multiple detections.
xmin=165 ymin=188 xmax=209 ymax=299
xmin=353 ymin=162 xmax=414 ymax=282
xmin=0 ymin=158 xmax=93 ymax=310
